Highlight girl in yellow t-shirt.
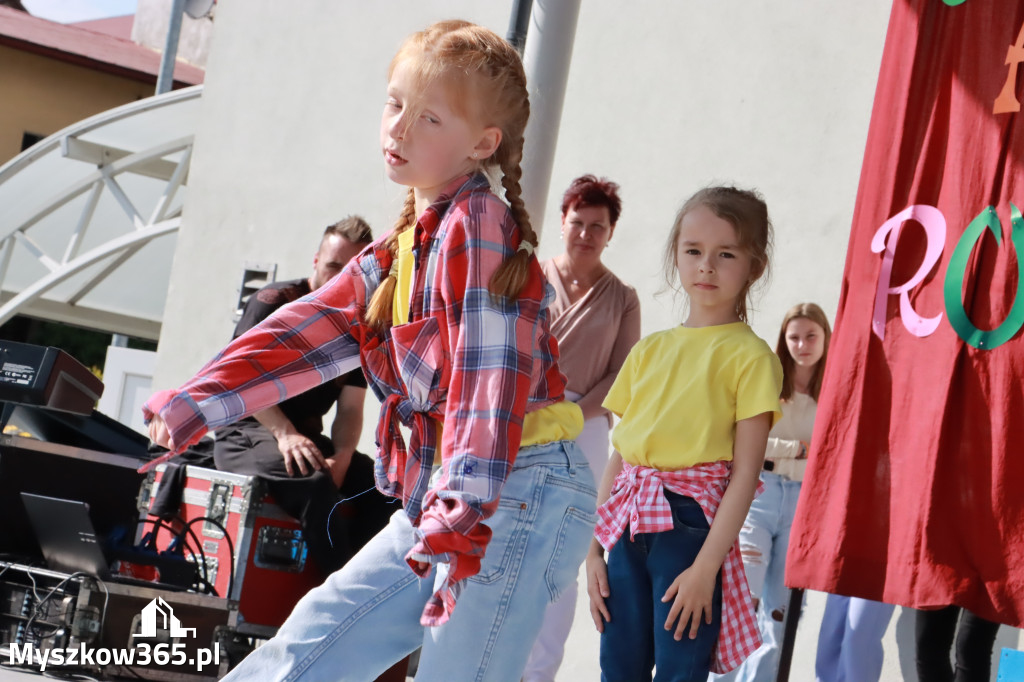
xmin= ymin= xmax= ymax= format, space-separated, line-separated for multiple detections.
xmin=586 ymin=186 xmax=783 ymax=680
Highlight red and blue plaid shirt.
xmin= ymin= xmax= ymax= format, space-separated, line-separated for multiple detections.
xmin=594 ymin=461 xmax=765 ymax=673
xmin=143 ymin=174 xmax=568 ymax=625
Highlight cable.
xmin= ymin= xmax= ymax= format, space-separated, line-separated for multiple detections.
xmin=90 ymin=577 xmax=109 ymax=645
xmin=181 ymin=516 xmax=235 ymax=599
xmin=327 ymin=485 xmax=391 ymax=548
xmin=181 ymin=516 xmax=234 ymax=598
xmin=23 ymin=572 xmax=109 ymax=646
xmin=176 ymin=540 xmax=217 ymax=595
xmin=138 ymin=513 xmax=235 ymax=598
xmin=134 ymin=517 xmax=176 ymax=548
xmin=26 ymin=570 xmax=42 ymax=603
xmin=135 ymin=517 xmax=211 ymax=593
xmin=169 ymin=513 xmax=215 ymax=592
xmin=2 ymin=576 xmax=108 ymax=680
xmin=22 ymin=571 xmax=102 ymax=642
xmin=137 ymin=516 xmax=208 ymax=586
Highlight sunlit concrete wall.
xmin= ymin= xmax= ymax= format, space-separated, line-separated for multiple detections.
xmin=152 ymin=2 xmax=1022 ymax=679
xmin=132 ymin=0 xmax=215 ymax=67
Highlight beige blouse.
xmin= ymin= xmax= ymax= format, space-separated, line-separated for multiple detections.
xmin=764 ymin=391 xmax=817 ymax=481
xmin=541 ymin=260 xmax=641 ymax=421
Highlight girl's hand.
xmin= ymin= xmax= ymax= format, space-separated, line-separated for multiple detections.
xmin=147 ymin=413 xmax=175 ymax=451
xmin=586 ymin=549 xmax=611 ymax=632
xmin=407 ymin=553 xmax=432 ymax=574
xmin=662 ymin=563 xmax=717 ymax=640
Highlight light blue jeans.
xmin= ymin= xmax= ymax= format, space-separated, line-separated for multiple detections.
xmin=815 ymin=594 xmax=895 ymax=682
xmin=712 ymin=472 xmax=802 ymax=682
xmin=221 ymin=440 xmax=597 ymax=682
xmin=524 ymin=407 xmax=609 ymax=682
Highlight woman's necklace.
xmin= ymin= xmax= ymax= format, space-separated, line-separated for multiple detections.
xmin=560 ymin=258 xmax=600 ymax=290
xmin=560 ymin=261 xmax=584 ymax=288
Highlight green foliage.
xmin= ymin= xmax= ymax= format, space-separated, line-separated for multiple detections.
xmin=0 ymin=315 xmax=156 ymax=370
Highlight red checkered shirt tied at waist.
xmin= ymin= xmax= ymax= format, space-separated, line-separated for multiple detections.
xmin=594 ymin=460 xmax=765 ymax=674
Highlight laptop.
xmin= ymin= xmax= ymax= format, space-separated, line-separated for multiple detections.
xmin=20 ymin=493 xmax=192 ymax=590
xmin=20 ymin=492 xmax=111 ymax=577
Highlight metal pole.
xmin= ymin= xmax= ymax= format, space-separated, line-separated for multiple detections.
xmin=775 ymin=588 xmax=804 ymax=682
xmin=155 ymin=0 xmax=187 ymax=95
xmin=520 ymin=0 xmax=582 ymax=239
xmin=506 ymin=0 xmax=533 ymax=55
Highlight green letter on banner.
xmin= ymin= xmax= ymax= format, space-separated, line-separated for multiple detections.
xmin=944 ymin=204 xmax=1024 ymax=349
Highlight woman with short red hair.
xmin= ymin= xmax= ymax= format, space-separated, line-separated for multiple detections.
xmin=523 ymin=175 xmax=641 ymax=682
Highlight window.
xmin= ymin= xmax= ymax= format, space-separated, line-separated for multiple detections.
xmin=234 ymin=262 xmax=277 ymax=321
xmin=21 ymin=132 xmax=45 ymax=151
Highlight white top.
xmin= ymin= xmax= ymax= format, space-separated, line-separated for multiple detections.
xmin=764 ymin=391 xmax=817 ymax=481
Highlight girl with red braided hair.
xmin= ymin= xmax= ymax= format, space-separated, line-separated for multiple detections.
xmin=144 ymin=20 xmax=596 ymax=682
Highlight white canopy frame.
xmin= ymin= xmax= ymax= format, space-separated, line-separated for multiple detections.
xmin=0 ymin=85 xmax=203 ymax=340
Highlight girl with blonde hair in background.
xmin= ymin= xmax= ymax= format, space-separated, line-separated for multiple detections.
xmin=718 ymin=302 xmax=831 ymax=682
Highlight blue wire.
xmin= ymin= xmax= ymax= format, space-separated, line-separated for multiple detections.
xmin=326 ymin=486 xmax=398 ymax=547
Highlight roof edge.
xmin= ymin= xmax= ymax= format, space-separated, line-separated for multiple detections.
xmin=0 ymin=6 xmax=204 ymax=86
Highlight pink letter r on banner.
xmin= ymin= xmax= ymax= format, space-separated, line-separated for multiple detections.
xmin=871 ymin=205 xmax=947 ymax=340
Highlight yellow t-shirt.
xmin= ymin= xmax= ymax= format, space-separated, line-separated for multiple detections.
xmin=392 ymin=228 xmax=580 ymax=448
xmin=603 ymin=322 xmax=782 ymax=470
xmin=392 ymin=228 xmax=417 ymax=325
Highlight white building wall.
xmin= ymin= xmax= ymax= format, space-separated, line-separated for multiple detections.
xmin=539 ymin=1 xmax=892 ymax=347
xmin=152 ymin=2 xmax=1022 ymax=679
xmin=132 ymin=0 xmax=216 ymax=67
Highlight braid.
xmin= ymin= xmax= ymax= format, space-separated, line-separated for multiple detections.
xmin=489 ymin=133 xmax=535 ymax=299
xmin=365 ymin=189 xmax=416 ymax=329
xmin=501 ymin=137 xmax=532 ymax=239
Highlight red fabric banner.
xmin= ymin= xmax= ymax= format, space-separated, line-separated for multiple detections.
xmin=786 ymin=0 xmax=1024 ymax=628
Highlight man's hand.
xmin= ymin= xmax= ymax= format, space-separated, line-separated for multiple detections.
xmin=276 ymin=432 xmax=329 ymax=477
xmin=662 ymin=562 xmax=717 ymax=641
xmin=253 ymin=405 xmax=329 ymax=477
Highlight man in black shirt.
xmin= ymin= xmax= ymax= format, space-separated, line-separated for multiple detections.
xmin=213 ymin=216 xmax=392 ymax=575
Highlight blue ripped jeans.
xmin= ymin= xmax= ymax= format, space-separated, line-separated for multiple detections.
xmin=715 ymin=471 xmax=803 ymax=682
xmin=600 ymin=491 xmax=723 ymax=682
xmin=221 ymin=440 xmax=597 ymax=682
